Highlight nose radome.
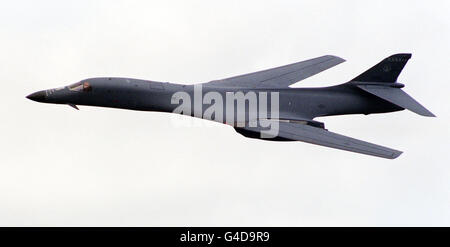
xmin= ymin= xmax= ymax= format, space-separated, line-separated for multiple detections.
xmin=26 ymin=90 xmax=46 ymax=102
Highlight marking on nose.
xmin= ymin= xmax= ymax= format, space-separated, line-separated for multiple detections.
xmin=46 ymin=89 xmax=56 ymax=96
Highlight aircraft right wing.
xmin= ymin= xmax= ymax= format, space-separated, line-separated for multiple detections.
xmin=241 ymin=120 xmax=402 ymax=159
xmin=204 ymin=55 xmax=345 ymax=88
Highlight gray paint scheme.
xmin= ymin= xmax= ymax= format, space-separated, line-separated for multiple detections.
xmin=205 ymin=55 xmax=345 ymax=88
xmin=26 ymin=54 xmax=434 ymax=159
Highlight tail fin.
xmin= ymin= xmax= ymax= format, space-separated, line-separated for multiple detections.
xmin=349 ymin=54 xmax=436 ymax=117
xmin=352 ymin=53 xmax=411 ymax=83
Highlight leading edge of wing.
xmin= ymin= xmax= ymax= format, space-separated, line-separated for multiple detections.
xmin=204 ymin=55 xmax=345 ymax=88
xmin=247 ymin=120 xmax=402 ymax=159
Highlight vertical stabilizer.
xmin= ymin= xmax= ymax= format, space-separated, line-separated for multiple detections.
xmin=352 ymin=53 xmax=411 ymax=83
xmin=349 ymin=53 xmax=435 ymax=117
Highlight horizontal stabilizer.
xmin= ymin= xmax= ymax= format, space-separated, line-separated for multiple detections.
xmin=357 ymin=85 xmax=435 ymax=117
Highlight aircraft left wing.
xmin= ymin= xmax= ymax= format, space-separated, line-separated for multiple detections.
xmin=204 ymin=55 xmax=345 ymax=88
xmin=239 ymin=120 xmax=402 ymax=159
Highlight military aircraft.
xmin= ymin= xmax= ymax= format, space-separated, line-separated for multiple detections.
xmin=27 ymin=53 xmax=434 ymax=159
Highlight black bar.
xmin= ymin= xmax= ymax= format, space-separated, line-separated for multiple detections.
xmin=0 ymin=227 xmax=448 ymax=246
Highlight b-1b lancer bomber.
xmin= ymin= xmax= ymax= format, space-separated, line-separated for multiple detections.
xmin=27 ymin=53 xmax=435 ymax=159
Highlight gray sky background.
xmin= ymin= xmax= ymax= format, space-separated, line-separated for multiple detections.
xmin=1 ymin=0 xmax=449 ymax=226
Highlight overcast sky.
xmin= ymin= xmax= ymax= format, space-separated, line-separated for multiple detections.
xmin=1 ymin=0 xmax=449 ymax=226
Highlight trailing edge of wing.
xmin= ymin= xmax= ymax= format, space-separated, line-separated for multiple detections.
xmin=204 ymin=55 xmax=345 ymax=88
xmin=246 ymin=120 xmax=402 ymax=159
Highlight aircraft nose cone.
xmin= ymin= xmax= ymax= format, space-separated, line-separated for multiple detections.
xmin=26 ymin=90 xmax=46 ymax=102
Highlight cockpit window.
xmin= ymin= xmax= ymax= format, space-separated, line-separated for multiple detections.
xmin=69 ymin=81 xmax=92 ymax=92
